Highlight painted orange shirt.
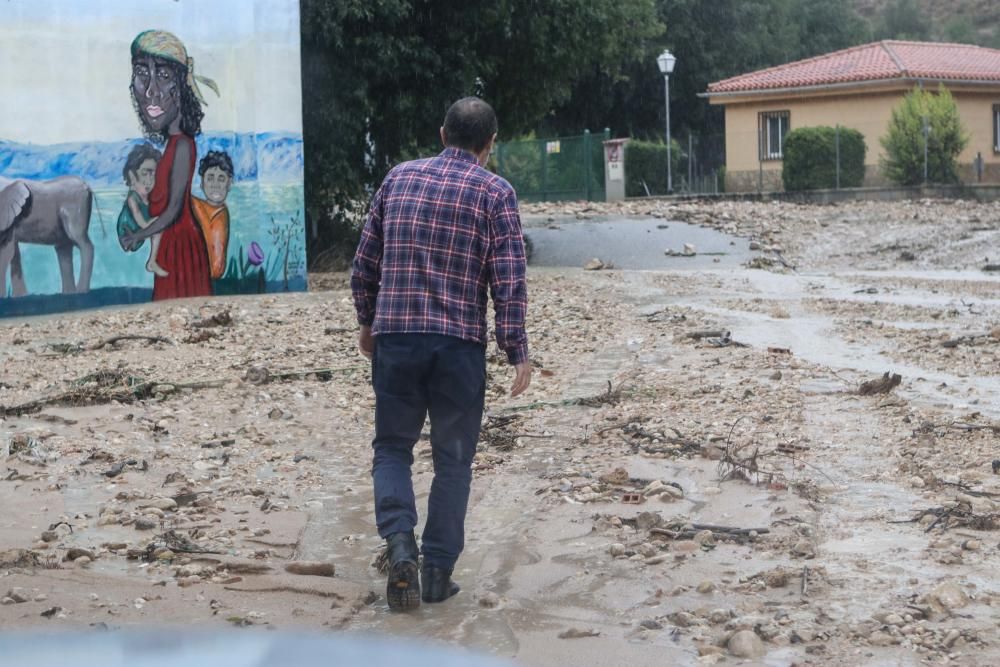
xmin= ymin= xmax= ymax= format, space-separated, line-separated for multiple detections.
xmin=191 ymin=197 xmax=230 ymax=279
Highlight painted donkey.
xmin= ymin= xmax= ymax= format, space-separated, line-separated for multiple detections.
xmin=0 ymin=175 xmax=94 ymax=297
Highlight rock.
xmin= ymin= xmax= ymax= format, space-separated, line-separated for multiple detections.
xmin=961 ymin=539 xmax=981 ymax=551
xmin=478 ymin=592 xmax=501 ymax=609
xmin=764 ymin=570 xmax=788 ymax=588
xmin=7 ymin=590 xmax=29 ymax=604
xmin=883 ymin=613 xmax=904 ymax=626
xmin=634 ymin=511 xmax=661 ymax=531
xmin=134 ymin=518 xmax=157 ymax=531
xmin=139 ymin=497 xmax=178 ymax=512
xmin=639 ymin=619 xmax=663 ymax=630
xmin=74 ymin=556 xmax=92 ymax=566
xmin=708 ymin=608 xmax=730 ymax=624
xmin=868 ymin=631 xmax=894 ymax=647
xmin=644 ymin=555 xmax=668 ymax=565
xmin=40 ymin=531 xmax=59 ymax=543
xmin=926 ymin=580 xmax=969 ymax=614
xmin=609 ymin=543 xmax=626 ymax=557
xmin=668 ymin=611 xmax=698 ymax=628
xmin=663 ymin=484 xmax=684 ymax=499
xmin=63 ymin=548 xmax=95 ymax=562
xmin=769 ymin=371 xmax=782 ymax=381
xmin=641 ymin=480 xmax=665 ymax=497
xmin=697 ymin=580 xmax=716 ymax=594
xmin=693 ymin=530 xmax=715 ymax=546
xmin=558 ymin=628 xmax=600 ymax=639
xmin=909 ymin=476 xmax=925 ymax=489
xmin=728 ymin=630 xmax=765 ymax=658
xmin=285 ymin=561 xmax=336 ymax=577
xmin=791 ymin=539 xmax=815 ymax=558
xmin=698 ymin=645 xmax=725 ymax=657
xmin=156 ymin=550 xmax=176 ymax=561
xmin=583 ymin=258 xmax=605 ymax=271
xmin=672 ymin=540 xmax=699 ymax=555
xmin=637 ymin=543 xmax=657 ymax=558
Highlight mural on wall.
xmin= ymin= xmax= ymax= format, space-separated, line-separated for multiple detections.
xmin=0 ymin=1 xmax=306 ymax=317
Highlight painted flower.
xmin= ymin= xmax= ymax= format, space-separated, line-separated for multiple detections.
xmin=248 ymin=242 xmax=265 ymax=266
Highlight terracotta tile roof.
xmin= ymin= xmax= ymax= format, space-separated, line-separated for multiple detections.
xmin=707 ymin=41 xmax=1000 ymax=94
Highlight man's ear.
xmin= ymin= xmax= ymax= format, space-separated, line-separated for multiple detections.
xmin=440 ymin=127 xmax=447 ymax=147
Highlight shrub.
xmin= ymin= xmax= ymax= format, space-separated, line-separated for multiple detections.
xmin=782 ymin=126 xmax=866 ymax=191
xmin=625 ymin=139 xmax=682 ymax=196
xmin=880 ymin=85 xmax=969 ymax=185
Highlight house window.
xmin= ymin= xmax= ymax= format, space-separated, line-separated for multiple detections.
xmin=994 ymin=104 xmax=1000 ymax=152
xmin=759 ymin=111 xmax=790 ymax=160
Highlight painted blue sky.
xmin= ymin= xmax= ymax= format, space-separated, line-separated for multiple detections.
xmin=0 ymin=0 xmax=303 ymax=145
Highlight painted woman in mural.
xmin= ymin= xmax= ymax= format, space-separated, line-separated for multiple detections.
xmin=120 ymin=30 xmax=219 ymax=300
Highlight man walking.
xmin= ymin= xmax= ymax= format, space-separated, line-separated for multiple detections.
xmin=351 ymin=97 xmax=531 ymax=610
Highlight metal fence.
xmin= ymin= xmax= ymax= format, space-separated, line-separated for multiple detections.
xmin=494 ymin=129 xmax=610 ymax=202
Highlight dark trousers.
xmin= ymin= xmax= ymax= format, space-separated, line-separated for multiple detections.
xmin=371 ymin=333 xmax=486 ymax=570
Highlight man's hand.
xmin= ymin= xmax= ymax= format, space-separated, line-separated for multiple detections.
xmin=511 ymin=361 xmax=532 ymax=397
xmin=358 ymin=325 xmax=374 ymax=359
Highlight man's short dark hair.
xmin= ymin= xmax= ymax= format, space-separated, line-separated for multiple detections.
xmin=443 ymin=97 xmax=497 ymax=154
xmin=199 ymin=150 xmax=235 ymax=178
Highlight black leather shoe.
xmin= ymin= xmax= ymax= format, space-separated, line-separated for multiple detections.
xmin=385 ymin=531 xmax=420 ymax=610
xmin=421 ymin=564 xmax=460 ymax=603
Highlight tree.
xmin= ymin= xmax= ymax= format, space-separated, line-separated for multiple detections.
xmin=782 ymin=126 xmax=866 ymax=191
xmin=880 ymin=85 xmax=969 ymax=185
xmin=877 ymin=0 xmax=931 ymax=41
xmin=299 ymin=0 xmax=661 ymax=263
xmin=543 ymin=0 xmax=870 ymax=145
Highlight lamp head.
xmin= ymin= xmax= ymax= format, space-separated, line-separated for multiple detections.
xmin=657 ymin=49 xmax=676 ymax=75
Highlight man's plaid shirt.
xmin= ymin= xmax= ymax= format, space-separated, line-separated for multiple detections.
xmin=351 ymin=148 xmax=529 ymax=365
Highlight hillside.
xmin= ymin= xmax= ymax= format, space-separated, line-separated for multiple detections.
xmin=852 ymin=0 xmax=1000 ymax=46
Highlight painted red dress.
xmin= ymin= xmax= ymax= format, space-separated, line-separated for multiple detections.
xmin=149 ymin=134 xmax=213 ymax=300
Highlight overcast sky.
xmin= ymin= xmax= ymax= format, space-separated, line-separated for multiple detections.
xmin=0 ymin=0 xmax=303 ymax=145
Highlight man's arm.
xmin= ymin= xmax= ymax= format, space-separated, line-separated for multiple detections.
xmin=351 ymin=178 xmax=389 ymax=356
xmin=486 ymin=186 xmax=530 ymax=395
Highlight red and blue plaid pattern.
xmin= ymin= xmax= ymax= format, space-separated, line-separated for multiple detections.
xmin=352 ymin=148 xmax=529 ymax=365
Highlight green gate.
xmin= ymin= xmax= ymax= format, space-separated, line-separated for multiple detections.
xmin=494 ymin=129 xmax=610 ymax=202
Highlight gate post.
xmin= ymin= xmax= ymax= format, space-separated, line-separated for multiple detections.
xmin=584 ymin=129 xmax=592 ymax=201
xmin=603 ymin=137 xmax=629 ymax=202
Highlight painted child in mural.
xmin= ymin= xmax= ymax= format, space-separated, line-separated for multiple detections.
xmin=117 ymin=143 xmax=168 ymax=277
xmin=191 ymin=150 xmax=233 ymax=280
xmin=120 ymin=30 xmax=220 ymax=301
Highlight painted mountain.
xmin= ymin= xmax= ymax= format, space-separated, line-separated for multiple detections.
xmin=0 ymin=132 xmax=303 ymax=186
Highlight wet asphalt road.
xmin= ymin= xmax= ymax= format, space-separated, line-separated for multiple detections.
xmin=522 ymin=215 xmax=752 ymax=270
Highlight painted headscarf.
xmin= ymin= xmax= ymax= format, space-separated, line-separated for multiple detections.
xmin=131 ymin=30 xmax=219 ymax=105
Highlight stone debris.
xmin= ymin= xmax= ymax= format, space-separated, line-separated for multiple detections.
xmin=0 ymin=198 xmax=999 ymax=661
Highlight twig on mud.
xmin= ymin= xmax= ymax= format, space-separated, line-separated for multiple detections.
xmin=243 ymin=365 xmax=360 ymax=385
xmin=890 ymin=502 xmax=1000 ymax=532
xmin=938 ymin=480 xmax=1000 ymax=498
xmin=0 ymin=368 xmax=225 ymax=418
xmin=686 ymin=330 xmax=728 ymax=340
xmin=801 ymin=566 xmax=810 ymax=597
xmin=495 ymin=380 xmax=629 ymax=414
xmin=650 ymin=521 xmax=769 ymax=543
xmin=89 ymin=335 xmax=174 ymax=350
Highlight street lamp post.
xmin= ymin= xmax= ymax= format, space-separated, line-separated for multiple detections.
xmin=657 ymin=49 xmax=676 ymax=193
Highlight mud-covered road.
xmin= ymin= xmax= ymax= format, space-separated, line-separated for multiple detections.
xmin=2 ymin=198 xmax=999 ymax=666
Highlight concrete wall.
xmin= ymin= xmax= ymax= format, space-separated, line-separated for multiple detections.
xmin=0 ymin=0 xmax=307 ymax=318
xmin=717 ymin=83 xmax=1000 ymax=192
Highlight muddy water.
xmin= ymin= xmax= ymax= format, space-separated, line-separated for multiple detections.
xmin=523 ymin=217 xmax=752 ymax=270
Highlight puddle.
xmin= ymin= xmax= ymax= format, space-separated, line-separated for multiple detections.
xmin=524 ymin=218 xmax=751 ymax=270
